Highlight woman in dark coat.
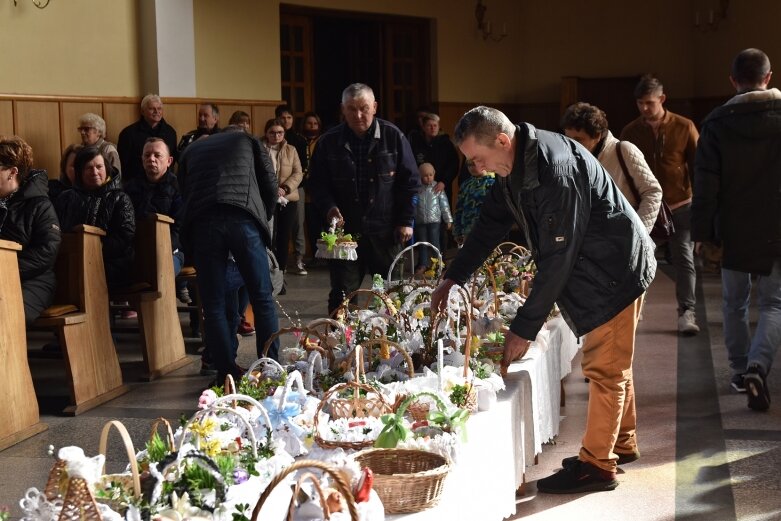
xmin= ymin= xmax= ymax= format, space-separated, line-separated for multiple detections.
xmin=48 ymin=143 xmax=83 ymax=204
xmin=55 ymin=146 xmax=135 ymax=290
xmin=0 ymin=136 xmax=61 ymax=325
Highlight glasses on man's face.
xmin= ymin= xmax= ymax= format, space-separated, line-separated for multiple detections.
xmin=78 ymin=126 xmax=97 ymax=133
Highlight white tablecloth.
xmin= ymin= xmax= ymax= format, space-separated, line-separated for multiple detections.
xmin=387 ymin=317 xmax=580 ymax=520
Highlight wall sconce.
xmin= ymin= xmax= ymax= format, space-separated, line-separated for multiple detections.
xmin=694 ymin=0 xmax=729 ymax=31
xmin=13 ymin=0 xmax=51 ymax=8
xmin=475 ymin=0 xmax=507 ymax=42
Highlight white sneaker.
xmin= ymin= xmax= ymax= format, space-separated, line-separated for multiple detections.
xmin=293 ymin=259 xmax=308 ymax=275
xmin=678 ymin=309 xmax=700 ymax=335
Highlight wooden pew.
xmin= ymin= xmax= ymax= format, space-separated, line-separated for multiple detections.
xmin=111 ymin=214 xmax=190 ymax=380
xmin=0 ymin=240 xmax=48 ymax=450
xmin=33 ymin=225 xmax=129 ymax=415
xmin=176 ymin=265 xmax=204 ymax=340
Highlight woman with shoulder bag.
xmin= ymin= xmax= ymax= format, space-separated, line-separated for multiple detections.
xmin=562 ymin=102 xmax=664 ymax=236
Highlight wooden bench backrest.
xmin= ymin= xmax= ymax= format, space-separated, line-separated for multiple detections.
xmin=132 ymin=214 xmax=175 ymax=293
xmin=51 ymin=225 xmax=107 ymax=311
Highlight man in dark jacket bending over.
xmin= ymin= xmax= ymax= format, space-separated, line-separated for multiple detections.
xmin=431 ymin=106 xmax=656 ymax=494
xmin=179 ymin=126 xmax=280 ymax=383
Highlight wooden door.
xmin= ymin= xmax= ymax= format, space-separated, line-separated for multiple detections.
xmin=384 ymin=21 xmax=430 ymax=131
xmin=280 ymin=14 xmax=314 ymax=119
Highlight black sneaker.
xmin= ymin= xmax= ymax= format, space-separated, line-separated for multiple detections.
xmin=537 ymin=460 xmax=618 ymax=494
xmin=730 ymin=373 xmax=747 ymax=394
xmin=745 ymin=364 xmax=770 ymax=411
xmin=200 ymin=360 xmax=218 ymax=376
xmin=561 ymin=451 xmax=639 ymax=470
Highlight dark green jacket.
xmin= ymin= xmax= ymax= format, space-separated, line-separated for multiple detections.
xmin=445 ymin=124 xmax=656 ymax=339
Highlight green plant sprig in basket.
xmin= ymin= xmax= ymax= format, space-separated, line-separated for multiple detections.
xmin=375 ymin=391 xmax=469 ymax=448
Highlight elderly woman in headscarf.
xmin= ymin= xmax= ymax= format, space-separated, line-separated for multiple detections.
xmin=0 ymin=136 xmax=61 ymax=324
xmin=76 ymin=112 xmax=122 ymax=177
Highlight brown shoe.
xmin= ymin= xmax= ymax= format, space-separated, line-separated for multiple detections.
xmin=238 ymin=320 xmax=255 ymax=336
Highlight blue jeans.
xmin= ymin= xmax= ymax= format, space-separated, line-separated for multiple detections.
xmin=190 ymin=206 xmax=280 ymax=381
xmin=722 ymin=259 xmax=781 ymax=376
xmin=414 ymin=222 xmax=442 ymax=270
xmin=669 ymin=203 xmax=696 ymax=314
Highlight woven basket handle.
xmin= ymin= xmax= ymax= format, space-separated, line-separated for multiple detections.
xmin=180 ymin=394 xmax=273 ymax=456
xmin=223 ymin=373 xmax=238 ymax=409
xmin=247 ymin=355 xmax=286 ymax=377
xmin=430 ymin=284 xmax=473 ymax=379
xmin=339 ymin=288 xmax=398 ymax=317
xmin=277 ymin=370 xmax=305 ymax=412
xmin=305 ymin=350 xmax=324 ymax=392
xmin=358 ymin=337 xmax=415 ymax=377
xmin=396 ymin=390 xmax=448 ymax=419
xmin=98 ymin=420 xmax=141 ymax=498
xmin=252 ymin=460 xmax=358 ymax=521
xmin=387 ymin=241 xmax=443 ymax=282
xmin=313 ymin=379 xmax=390 ymax=434
xmin=289 ymin=471 xmax=332 ymax=520
xmin=150 ymin=417 xmax=175 ymax=451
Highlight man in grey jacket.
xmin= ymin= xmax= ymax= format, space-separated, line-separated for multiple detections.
xmin=431 ymin=106 xmax=656 ymax=494
xmin=693 ymin=48 xmax=781 ymax=411
xmin=179 ymin=126 xmax=280 ymax=383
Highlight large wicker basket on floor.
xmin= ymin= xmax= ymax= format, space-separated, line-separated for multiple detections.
xmin=353 ymin=448 xmax=451 ymax=513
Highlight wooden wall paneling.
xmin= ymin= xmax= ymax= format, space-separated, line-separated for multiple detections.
xmin=0 ymin=101 xmax=14 ymax=136
xmin=252 ymin=105 xmax=278 ymax=136
xmin=15 ymin=101 xmax=62 ymax=179
xmin=219 ymin=104 xmax=251 ymax=128
xmin=513 ymin=102 xmax=560 ymax=132
xmin=103 ymin=102 xmax=140 ymax=144
xmin=162 ymin=103 xmax=197 ymax=144
xmin=60 ymin=101 xmax=103 ymax=153
xmin=436 ymin=102 xmax=473 ymax=137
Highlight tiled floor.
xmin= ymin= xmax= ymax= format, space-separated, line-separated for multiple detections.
xmin=2 ymin=261 xmax=780 ymax=520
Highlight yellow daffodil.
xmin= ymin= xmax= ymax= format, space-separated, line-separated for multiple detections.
xmin=189 ymin=417 xmax=217 ymax=439
xmin=414 ymin=308 xmax=425 ymax=320
xmin=203 ymin=438 xmax=222 ymax=458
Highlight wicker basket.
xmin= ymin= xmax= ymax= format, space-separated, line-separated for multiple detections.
xmin=314 ymin=381 xmax=390 ymax=451
xmin=354 ymin=448 xmax=451 ymax=514
xmin=316 ymin=239 xmax=358 ymax=260
xmin=251 ymin=459 xmax=359 ymax=521
xmin=97 ymin=420 xmax=142 ymax=512
xmin=314 ymin=344 xmax=391 ymax=450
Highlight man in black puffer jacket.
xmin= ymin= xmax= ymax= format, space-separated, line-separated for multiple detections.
xmin=55 ymin=146 xmax=135 ymax=290
xmin=0 ymin=137 xmax=61 ymax=325
xmin=693 ymin=48 xmax=781 ymax=412
xmin=431 ymin=106 xmax=656 ymax=494
xmin=179 ymin=126 xmax=280 ymax=383
xmin=125 ymin=138 xmax=184 ymax=276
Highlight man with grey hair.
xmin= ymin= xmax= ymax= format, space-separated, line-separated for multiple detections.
xmin=308 ymin=83 xmax=420 ymax=313
xmin=431 ymin=106 xmax=656 ymax=493
xmin=693 ymin=48 xmax=781 ymax=410
xmin=118 ymin=94 xmax=178 ymax=184
xmin=177 ymin=103 xmax=220 ymax=156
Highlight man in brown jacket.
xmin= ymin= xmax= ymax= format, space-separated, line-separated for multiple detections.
xmin=622 ymin=75 xmax=700 ymax=335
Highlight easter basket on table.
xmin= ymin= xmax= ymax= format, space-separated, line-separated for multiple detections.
xmin=314 ymin=346 xmax=392 ymax=451
xmin=252 ymin=460 xmax=361 ymax=521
